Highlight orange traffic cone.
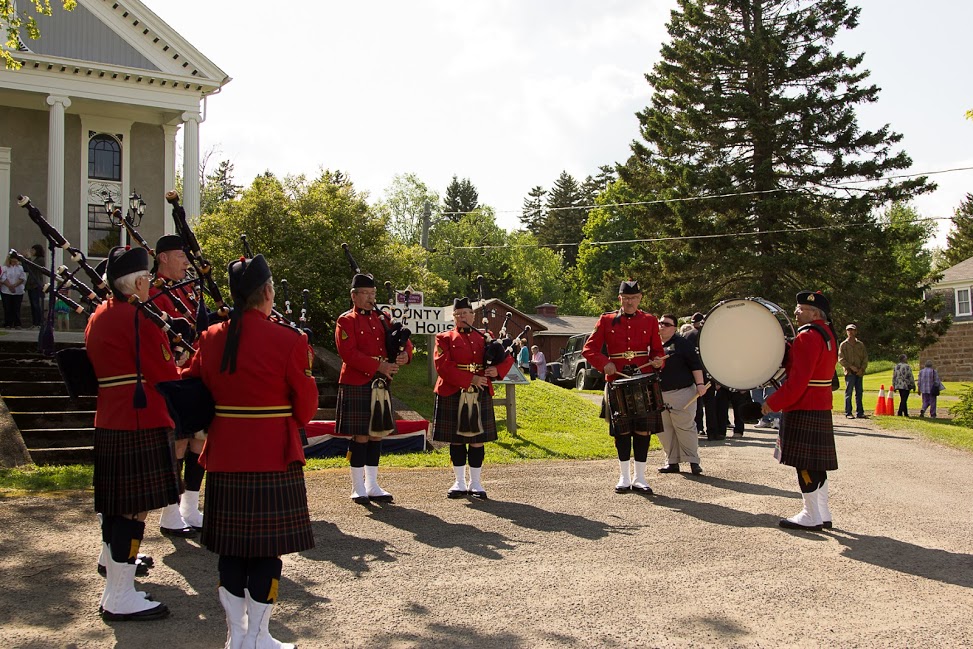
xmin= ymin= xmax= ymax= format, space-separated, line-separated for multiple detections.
xmin=885 ymin=384 xmax=896 ymax=416
xmin=875 ymin=385 xmax=887 ymax=417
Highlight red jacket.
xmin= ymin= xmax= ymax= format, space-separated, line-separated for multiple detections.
xmin=335 ymin=307 xmax=414 ymax=385
xmin=85 ymin=298 xmax=179 ymax=430
xmin=582 ymin=309 xmax=665 ymax=383
xmin=149 ymin=274 xmax=196 ymax=324
xmin=186 ymin=309 xmax=319 ymax=472
xmin=766 ymin=319 xmax=838 ymax=412
xmin=433 ymin=327 xmax=515 ymax=397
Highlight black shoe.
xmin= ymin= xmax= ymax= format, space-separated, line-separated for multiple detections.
xmin=657 ymin=464 xmax=680 ymax=473
xmin=368 ymin=494 xmax=394 ymax=503
xmin=447 ymin=489 xmax=468 ymax=499
xmin=845 ymin=414 xmax=854 ymax=419
xmin=822 ymin=521 xmax=833 ymax=529
xmin=614 ymin=485 xmax=631 ymax=494
xmin=160 ymin=526 xmax=197 ymax=539
xmin=631 ymin=484 xmax=653 ymax=494
xmin=468 ymin=489 xmax=488 ymax=500
xmin=352 ymin=495 xmax=371 ymax=505
xmin=856 ymin=414 xmax=868 ymax=419
xmin=690 ymin=463 xmax=703 ymax=475
xmin=101 ymin=602 xmax=170 ymax=622
xmin=778 ymin=518 xmax=823 ymax=531
xmin=706 ymin=435 xmax=726 ymax=441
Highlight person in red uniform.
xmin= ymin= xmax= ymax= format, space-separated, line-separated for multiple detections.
xmin=335 ymin=273 xmax=414 ymax=503
xmin=582 ymin=280 xmax=666 ymax=494
xmin=432 ymin=297 xmax=514 ymax=499
xmin=186 ymin=254 xmax=318 ymax=649
xmin=763 ymin=290 xmax=839 ymax=531
xmin=150 ymin=233 xmax=202 ymax=536
xmin=86 ymin=246 xmax=179 ymax=622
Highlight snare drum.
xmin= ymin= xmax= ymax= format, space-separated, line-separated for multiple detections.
xmin=608 ymin=373 xmax=664 ymax=426
xmin=698 ymin=298 xmax=795 ymax=391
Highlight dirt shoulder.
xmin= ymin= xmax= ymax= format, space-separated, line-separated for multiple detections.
xmin=2 ymin=417 xmax=972 ymax=648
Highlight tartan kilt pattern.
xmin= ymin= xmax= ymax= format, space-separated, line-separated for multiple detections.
xmin=778 ymin=410 xmax=838 ymax=471
xmin=601 ymin=385 xmax=663 ymax=437
xmin=336 ymin=383 xmax=400 ymax=437
xmin=93 ymin=427 xmax=180 ymax=515
xmin=432 ymin=390 xmax=498 ymax=444
xmin=201 ymin=462 xmax=314 ymax=557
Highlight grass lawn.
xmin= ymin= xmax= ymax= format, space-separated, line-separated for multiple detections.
xmin=835 ymin=362 xmax=965 ymax=417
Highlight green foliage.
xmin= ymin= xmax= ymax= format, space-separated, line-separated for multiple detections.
xmin=613 ymin=0 xmax=934 ymax=354
xmin=948 ymin=384 xmax=973 ymax=428
xmin=442 ymin=175 xmax=479 ymax=222
xmin=941 ymin=193 xmax=973 ymax=270
xmin=200 ymin=160 xmax=242 ymax=215
xmin=874 ymin=414 xmax=973 ymax=453
xmin=375 ymin=173 xmax=440 ymax=245
xmin=2 ymin=1 xmax=76 ymax=70
xmin=193 ymin=170 xmax=413 ymax=345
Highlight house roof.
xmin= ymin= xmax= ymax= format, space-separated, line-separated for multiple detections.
xmin=443 ymin=298 xmax=548 ymax=331
xmin=6 ymin=0 xmax=229 ymax=98
xmin=531 ymin=314 xmax=599 ymax=337
xmin=939 ymin=256 xmax=973 ymax=285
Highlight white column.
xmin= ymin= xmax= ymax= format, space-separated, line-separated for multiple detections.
xmin=0 ymin=147 xmax=11 ymax=260
xmin=163 ymin=124 xmax=178 ymax=235
xmin=46 ymin=95 xmax=71 ymax=266
xmin=181 ymin=111 xmax=201 ymax=221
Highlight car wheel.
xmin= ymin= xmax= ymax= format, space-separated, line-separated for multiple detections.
xmin=576 ymin=369 xmax=594 ymax=391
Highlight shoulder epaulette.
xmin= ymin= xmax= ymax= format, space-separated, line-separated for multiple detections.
xmin=798 ymin=323 xmax=833 ymax=351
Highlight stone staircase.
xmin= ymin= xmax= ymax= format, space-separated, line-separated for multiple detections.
xmin=0 ymin=337 xmax=339 ymax=466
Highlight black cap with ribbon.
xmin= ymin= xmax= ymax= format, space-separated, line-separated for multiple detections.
xmin=453 ymin=296 xmax=473 ymax=310
xmin=618 ymin=280 xmax=641 ymax=295
xmin=796 ymin=290 xmax=831 ymax=317
xmin=351 ymin=273 xmax=376 ymax=289
xmin=220 ymin=255 xmax=272 ymax=374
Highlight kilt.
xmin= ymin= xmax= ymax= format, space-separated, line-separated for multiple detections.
xmin=432 ymin=390 xmax=498 ymax=444
xmin=777 ymin=410 xmax=838 ymax=471
xmin=336 ymin=383 xmax=400 ymax=437
xmin=201 ymin=462 xmax=314 ymax=557
xmin=93 ymin=426 xmax=180 ymax=516
xmin=601 ymin=383 xmax=663 ymax=437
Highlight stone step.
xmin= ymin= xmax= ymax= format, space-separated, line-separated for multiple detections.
xmin=29 ymin=447 xmax=94 ymax=466
xmin=0 ymin=381 xmax=69 ymax=396
xmin=315 ymin=407 xmax=336 ymax=420
xmin=2 ymin=395 xmax=96 ymax=412
xmin=0 ymin=352 xmax=57 ymax=364
xmin=0 ymin=365 xmax=63 ymax=381
xmin=20 ymin=428 xmax=94 ymax=449
xmin=9 ymin=411 xmax=95 ymax=430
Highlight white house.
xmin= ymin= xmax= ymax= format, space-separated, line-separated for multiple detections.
xmin=1 ymin=0 xmax=229 ymax=266
xmin=921 ymin=255 xmax=973 ymax=381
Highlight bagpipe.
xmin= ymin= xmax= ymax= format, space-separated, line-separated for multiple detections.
xmin=474 ymin=274 xmax=515 ymax=369
xmin=165 ymin=190 xmax=229 ymax=318
xmin=341 ymin=242 xmax=408 ymax=437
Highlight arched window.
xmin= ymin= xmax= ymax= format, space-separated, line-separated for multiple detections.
xmin=88 ymin=134 xmax=121 ymax=181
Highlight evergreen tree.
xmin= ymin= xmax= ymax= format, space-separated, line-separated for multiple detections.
xmin=581 ymin=165 xmax=618 ymax=206
xmin=540 ymin=171 xmax=587 ymax=267
xmin=942 ymin=193 xmax=973 ymax=269
xmin=618 ymin=0 xmax=933 ymax=351
xmin=443 ymin=175 xmax=479 ymax=222
xmin=520 ymin=185 xmax=547 ymax=236
xmin=200 ymin=160 xmax=242 ymax=214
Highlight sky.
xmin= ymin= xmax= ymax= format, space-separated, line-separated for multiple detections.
xmin=150 ymin=0 xmax=973 ymax=246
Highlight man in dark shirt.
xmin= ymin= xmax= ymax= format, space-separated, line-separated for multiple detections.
xmin=656 ymin=314 xmax=708 ymax=475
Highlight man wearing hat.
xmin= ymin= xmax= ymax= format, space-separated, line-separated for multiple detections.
xmin=838 ymin=323 xmax=868 ymax=419
xmin=151 ymin=233 xmax=204 ymax=537
xmin=86 ymin=246 xmax=180 ymax=621
xmin=432 ymin=297 xmax=514 ymax=499
xmin=335 ymin=273 xmax=413 ymax=503
xmin=763 ymin=291 xmax=839 ymax=531
xmin=185 ymin=254 xmax=318 ymax=648
xmin=582 ymin=280 xmax=666 ymax=494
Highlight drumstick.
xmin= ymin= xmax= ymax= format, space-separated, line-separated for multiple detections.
xmin=683 ymin=382 xmax=711 ymax=409
xmin=611 ymin=355 xmax=671 ymax=379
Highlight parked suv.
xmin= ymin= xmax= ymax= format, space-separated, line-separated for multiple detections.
xmin=550 ymin=333 xmax=603 ymax=391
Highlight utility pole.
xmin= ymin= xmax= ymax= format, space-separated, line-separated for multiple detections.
xmin=420 ymin=200 xmax=431 ymax=250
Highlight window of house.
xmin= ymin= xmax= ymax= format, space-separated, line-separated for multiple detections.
xmin=87 ymin=204 xmax=118 ymax=258
xmin=88 ymin=134 xmax=121 ymax=181
xmin=956 ymin=288 xmax=972 ymax=317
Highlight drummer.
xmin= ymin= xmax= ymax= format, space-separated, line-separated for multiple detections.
xmin=582 ymin=280 xmax=666 ymax=494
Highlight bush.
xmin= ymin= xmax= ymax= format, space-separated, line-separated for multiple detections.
xmin=948 ymin=384 xmax=973 ymax=427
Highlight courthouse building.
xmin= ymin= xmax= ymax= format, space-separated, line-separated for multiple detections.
xmin=0 ymin=0 xmax=229 ymax=266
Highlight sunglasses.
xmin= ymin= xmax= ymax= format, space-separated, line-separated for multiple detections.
xmin=660 ymin=322 xmax=676 ymax=328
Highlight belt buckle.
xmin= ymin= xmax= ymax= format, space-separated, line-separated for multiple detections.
xmin=623 ymin=351 xmax=635 ymax=360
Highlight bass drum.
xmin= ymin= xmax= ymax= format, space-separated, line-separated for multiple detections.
xmin=698 ymin=298 xmax=795 ymax=391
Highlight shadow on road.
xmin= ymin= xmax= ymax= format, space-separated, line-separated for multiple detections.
xmin=689 ymin=474 xmax=795 ymax=499
xmin=368 ymin=506 xmax=516 ymax=559
xmin=477 ymin=499 xmax=643 ymax=540
xmin=651 ymin=493 xmax=783 ymax=529
xmin=825 ymin=529 xmax=973 ymax=588
xmin=298 ymin=520 xmax=399 ymax=576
